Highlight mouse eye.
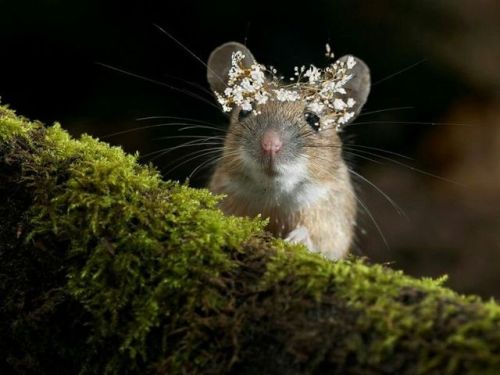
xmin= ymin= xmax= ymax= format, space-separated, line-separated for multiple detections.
xmin=238 ymin=109 xmax=252 ymax=122
xmin=304 ymin=112 xmax=321 ymax=131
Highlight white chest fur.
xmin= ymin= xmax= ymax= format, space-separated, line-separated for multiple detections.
xmin=219 ymin=156 xmax=330 ymax=214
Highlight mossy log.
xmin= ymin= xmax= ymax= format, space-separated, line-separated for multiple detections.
xmin=1 ymin=104 xmax=500 ymax=375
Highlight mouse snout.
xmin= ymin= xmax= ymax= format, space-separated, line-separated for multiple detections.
xmin=260 ymin=130 xmax=283 ymax=156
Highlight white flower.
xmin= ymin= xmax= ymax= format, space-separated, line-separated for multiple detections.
xmin=240 ymin=78 xmax=254 ymax=92
xmin=325 ymin=43 xmax=334 ymax=58
xmin=274 ymin=89 xmax=300 ymax=102
xmin=215 ymin=91 xmax=231 ymax=112
xmin=308 ymin=101 xmax=325 ymax=113
xmin=241 ymin=101 xmax=252 ymax=111
xmin=333 ymin=98 xmax=347 ymax=110
xmin=346 ymin=56 xmax=357 ymax=69
xmin=255 ymin=91 xmax=269 ymax=105
xmin=337 ymin=74 xmax=353 ymax=89
xmin=338 ymin=111 xmax=355 ymax=124
xmin=347 ymin=98 xmax=356 ymax=108
xmin=304 ymin=65 xmax=321 ymax=84
xmin=232 ymin=51 xmax=245 ymax=64
xmin=318 ymin=81 xmax=335 ymax=97
xmin=232 ymin=89 xmax=244 ymax=105
xmin=250 ymin=65 xmax=266 ymax=86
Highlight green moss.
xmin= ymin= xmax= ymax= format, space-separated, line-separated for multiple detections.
xmin=1 ymin=104 xmax=500 ymax=374
xmin=0 ymin=105 xmax=32 ymax=141
xmin=259 ymin=244 xmax=500 ymax=373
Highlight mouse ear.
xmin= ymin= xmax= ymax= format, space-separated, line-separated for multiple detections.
xmin=333 ymin=55 xmax=371 ymax=124
xmin=207 ymin=42 xmax=256 ymax=94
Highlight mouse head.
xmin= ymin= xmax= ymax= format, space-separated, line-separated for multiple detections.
xmin=207 ymin=42 xmax=370 ymax=183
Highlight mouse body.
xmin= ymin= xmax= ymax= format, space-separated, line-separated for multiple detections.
xmin=206 ymin=42 xmax=371 ymax=259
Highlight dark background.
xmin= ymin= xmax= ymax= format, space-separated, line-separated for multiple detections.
xmin=1 ymin=0 xmax=499 ymax=298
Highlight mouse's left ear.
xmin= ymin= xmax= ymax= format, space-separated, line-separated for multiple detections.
xmin=207 ymin=42 xmax=256 ymax=94
xmin=334 ymin=55 xmax=371 ymax=122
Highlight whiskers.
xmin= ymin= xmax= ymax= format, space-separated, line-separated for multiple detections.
xmin=351 ymin=120 xmax=474 ymax=128
xmin=298 ymin=151 xmax=391 ymax=251
xmin=139 ymin=125 xmax=228 ymax=179
xmin=96 ymin=62 xmax=219 ymax=110
xmin=100 ymin=117 xmax=224 ymax=140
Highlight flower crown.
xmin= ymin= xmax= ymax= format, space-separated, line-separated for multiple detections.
xmin=214 ymin=44 xmax=357 ymax=131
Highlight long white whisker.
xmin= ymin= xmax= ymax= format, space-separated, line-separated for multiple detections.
xmin=345 ymin=147 xmax=463 ymax=185
xmin=344 ymin=144 xmax=413 ymax=161
xmin=162 ymin=72 xmax=214 ymax=96
xmin=348 ymin=167 xmax=407 ymax=218
xmin=152 ymin=135 xmax=225 ymax=142
xmin=355 ymin=194 xmax=390 ymax=251
xmin=373 ymin=59 xmax=427 ymax=86
xmin=162 ymin=148 xmax=226 ymax=176
xmin=188 ymin=154 xmax=226 ymax=179
xmin=165 ymin=146 xmax=225 ymax=166
xmin=298 ymin=153 xmax=390 ymax=250
xmin=145 ymin=141 xmax=223 ymax=162
xmin=351 ymin=120 xmax=474 ymax=127
xmin=153 ymin=24 xmax=226 ymax=89
xmin=101 ymin=122 xmax=224 ymax=139
xmin=177 ymin=125 xmax=227 ymax=133
xmin=343 ymin=150 xmax=385 ymax=166
xmin=358 ymin=106 xmax=414 ymax=117
xmin=136 ymin=115 xmax=219 ymax=125
xmin=96 ymin=62 xmax=219 ymax=109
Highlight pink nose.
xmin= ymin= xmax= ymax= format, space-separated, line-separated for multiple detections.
xmin=261 ymin=130 xmax=282 ymax=155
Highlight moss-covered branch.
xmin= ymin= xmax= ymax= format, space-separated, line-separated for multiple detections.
xmin=1 ymin=104 xmax=499 ymax=374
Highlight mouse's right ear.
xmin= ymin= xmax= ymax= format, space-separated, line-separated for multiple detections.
xmin=207 ymin=42 xmax=256 ymax=94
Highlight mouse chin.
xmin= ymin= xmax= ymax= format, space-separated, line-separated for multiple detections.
xmin=260 ymin=156 xmax=281 ymax=177
xmin=240 ymin=149 xmax=308 ymax=187
xmin=257 ymin=156 xmax=309 ymax=188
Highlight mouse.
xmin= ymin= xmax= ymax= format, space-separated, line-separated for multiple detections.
xmin=206 ymin=42 xmax=371 ymax=260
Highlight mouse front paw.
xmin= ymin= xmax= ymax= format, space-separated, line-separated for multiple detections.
xmin=285 ymin=226 xmax=315 ymax=250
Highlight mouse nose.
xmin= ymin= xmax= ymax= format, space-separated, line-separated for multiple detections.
xmin=261 ymin=130 xmax=283 ymax=155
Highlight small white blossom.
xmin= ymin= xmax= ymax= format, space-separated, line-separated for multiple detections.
xmin=337 ymin=74 xmax=353 ymax=89
xmin=255 ymin=91 xmax=269 ymax=105
xmin=232 ymin=89 xmax=244 ymax=105
xmin=307 ymin=101 xmax=325 ymax=113
xmin=338 ymin=111 xmax=355 ymax=124
xmin=274 ymin=89 xmax=300 ymax=102
xmin=325 ymin=43 xmax=334 ymax=58
xmin=250 ymin=65 xmax=266 ymax=86
xmin=241 ymin=101 xmax=252 ymax=111
xmin=232 ymin=50 xmax=245 ymax=65
xmin=346 ymin=56 xmax=357 ymax=69
xmin=333 ymin=98 xmax=347 ymax=110
xmin=215 ymin=91 xmax=231 ymax=112
xmin=240 ymin=78 xmax=254 ymax=92
xmin=304 ymin=65 xmax=321 ymax=83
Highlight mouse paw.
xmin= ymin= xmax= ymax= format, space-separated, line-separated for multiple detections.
xmin=285 ymin=226 xmax=315 ymax=250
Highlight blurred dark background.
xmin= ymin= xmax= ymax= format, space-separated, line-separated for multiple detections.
xmin=1 ymin=0 xmax=499 ymax=298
